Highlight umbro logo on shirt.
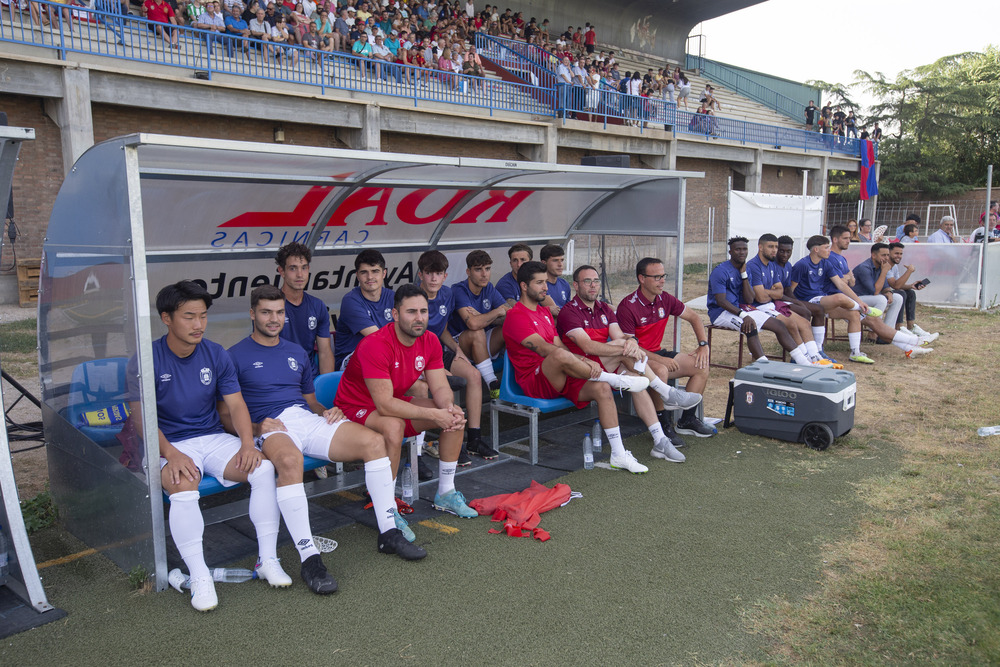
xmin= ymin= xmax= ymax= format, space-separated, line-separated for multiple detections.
xmin=160 ymin=373 xmax=172 ymax=382
xmin=253 ymin=361 xmax=264 ymax=369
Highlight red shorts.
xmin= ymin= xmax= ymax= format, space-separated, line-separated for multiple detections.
xmin=521 ymin=367 xmax=589 ymax=409
xmin=340 ymin=396 xmax=420 ymax=438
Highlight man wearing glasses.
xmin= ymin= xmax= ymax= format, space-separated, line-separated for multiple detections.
xmin=616 ymin=257 xmax=715 ymax=439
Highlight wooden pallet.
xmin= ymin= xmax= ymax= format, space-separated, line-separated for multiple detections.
xmin=16 ymin=258 xmax=40 ymax=308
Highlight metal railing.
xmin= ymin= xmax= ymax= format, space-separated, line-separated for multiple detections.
xmin=686 ymin=54 xmax=803 ymax=122
xmin=674 ymin=109 xmax=864 ymax=156
xmin=556 ymin=83 xmax=677 ymax=132
xmin=474 ymin=32 xmax=556 ymax=89
xmin=0 ymin=1 xmax=553 ymax=116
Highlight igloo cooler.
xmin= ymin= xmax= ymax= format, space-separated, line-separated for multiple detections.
xmin=726 ymin=360 xmax=856 ymax=450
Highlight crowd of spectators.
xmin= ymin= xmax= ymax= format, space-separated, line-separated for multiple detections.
xmin=804 ymin=101 xmax=879 ymax=142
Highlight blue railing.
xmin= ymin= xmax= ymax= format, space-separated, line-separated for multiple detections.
xmin=686 ymin=54 xmax=804 ymax=122
xmin=674 ymin=109 xmax=866 ymax=156
xmin=556 ymin=84 xmax=677 ymax=132
xmin=474 ymin=33 xmax=556 ymax=89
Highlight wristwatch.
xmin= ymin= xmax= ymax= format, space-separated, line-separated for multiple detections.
xmin=698 ymin=340 xmax=709 ymax=347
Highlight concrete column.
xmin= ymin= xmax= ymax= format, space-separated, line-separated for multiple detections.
xmin=639 ymin=149 xmax=668 ymax=170
xmin=43 ymin=67 xmax=95 ymax=176
xmin=665 ymin=138 xmax=677 ymax=170
xmin=336 ymin=104 xmax=381 ymax=151
xmin=746 ymin=148 xmax=764 ymax=192
xmin=517 ymin=123 xmax=557 ymax=163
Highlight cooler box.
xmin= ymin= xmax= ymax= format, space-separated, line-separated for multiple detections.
xmin=729 ymin=360 xmax=855 ymax=450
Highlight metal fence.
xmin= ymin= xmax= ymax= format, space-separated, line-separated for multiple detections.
xmin=686 ymin=54 xmax=804 ymax=123
xmin=556 ymin=83 xmax=677 ymax=130
xmin=475 ymin=32 xmax=556 ymax=89
xmin=828 ymin=199 xmax=994 ymax=241
xmin=674 ymin=109 xmax=862 ymax=156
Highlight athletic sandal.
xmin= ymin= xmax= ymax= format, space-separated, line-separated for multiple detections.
xmin=300 ymin=554 xmax=338 ymax=595
xmin=432 ymin=489 xmax=478 ymax=518
xmin=393 ymin=509 xmax=416 ymax=542
xmin=254 ymin=557 xmax=293 ymax=588
xmin=608 ymin=450 xmax=649 ymax=473
xmin=378 ymin=528 xmax=428 ymax=560
xmin=650 ymin=437 xmax=685 ymax=463
xmin=189 ymin=575 xmax=218 ymax=612
xmin=848 ymin=353 xmax=875 ymax=364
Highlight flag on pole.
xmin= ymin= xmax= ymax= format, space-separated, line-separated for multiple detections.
xmin=859 ymin=139 xmax=878 ymax=200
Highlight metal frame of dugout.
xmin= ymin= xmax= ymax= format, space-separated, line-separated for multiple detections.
xmin=38 ymin=133 xmax=702 ymax=591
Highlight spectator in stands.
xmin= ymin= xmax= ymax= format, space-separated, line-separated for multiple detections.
xmin=464 ymin=0 xmax=474 ymax=18
xmin=926 ymin=216 xmax=957 ymax=243
xmin=301 ymin=20 xmax=323 ymax=58
xmin=699 ymin=84 xmax=721 ymax=111
xmin=871 ymin=122 xmax=882 ymax=142
xmin=143 ymin=0 xmax=181 ymax=49
xmin=857 ymin=218 xmax=874 ymax=242
xmin=539 ymin=17 xmax=549 ymax=42
xmin=663 ymin=73 xmax=675 ymax=103
xmin=503 ymin=262 xmax=653 ymax=474
xmin=330 ymin=9 xmax=348 ymax=50
xmin=583 ymin=22 xmax=595 ymax=54
xmin=271 ymin=17 xmax=299 ymax=64
xmin=899 ymin=223 xmax=919 ymax=244
xmin=187 ymin=0 xmax=207 ymax=23
xmin=352 ymin=30 xmax=376 ymax=78
xmin=847 ymin=219 xmax=860 ymax=242
xmin=895 ymin=213 xmax=920 ymax=241
xmin=584 ymin=64 xmax=601 ymax=111
xmin=224 ymin=4 xmax=253 ymax=58
xmin=448 ymin=249 xmax=508 ymax=398
xmin=886 ymin=242 xmax=936 ymax=338
xmin=371 ymin=33 xmax=394 ymax=78
xmin=676 ymin=73 xmax=691 ymax=109
xmin=845 ymin=110 xmax=858 ymax=139
xmin=249 ymin=7 xmax=271 ymax=54
xmin=194 ymin=1 xmax=228 ymax=55
xmin=805 ymin=100 xmax=817 ymax=131
xmin=463 ymin=44 xmax=484 ymax=89
xmin=616 ymin=257 xmax=715 ymax=438
xmin=626 ymin=71 xmax=642 ymax=124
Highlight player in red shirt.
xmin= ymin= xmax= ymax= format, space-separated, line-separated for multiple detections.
xmin=558 ymin=265 xmax=701 ymax=463
xmin=502 ymin=262 xmax=652 ymax=474
xmin=616 ymin=257 xmax=716 ymax=438
xmin=335 ymin=284 xmax=479 ymax=528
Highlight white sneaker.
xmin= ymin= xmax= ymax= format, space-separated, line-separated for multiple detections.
xmin=650 ymin=437 xmax=685 ymax=463
xmin=911 ymin=324 xmax=931 ymax=337
xmin=605 ymin=374 xmax=650 ymax=393
xmin=189 ymin=575 xmax=218 ymax=612
xmin=609 ymin=450 xmax=649 ymax=474
xmin=918 ymin=332 xmax=939 ymax=345
xmin=656 ymin=385 xmax=702 ymax=410
xmin=255 ymin=557 xmax=293 ymax=588
xmin=898 ymin=326 xmax=912 ymax=336
xmin=905 ymin=346 xmax=933 ymax=358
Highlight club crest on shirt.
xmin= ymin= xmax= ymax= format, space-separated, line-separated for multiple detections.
xmin=658 ymin=307 xmax=665 ymax=318
xmin=199 ymin=367 xmax=212 ymax=385
xmin=818 ymin=267 xmax=824 ymax=276
xmin=415 ymin=355 xmax=426 ymax=371
xmin=439 ymin=304 xmax=447 ymax=316
xmin=601 ymin=314 xmax=608 ymax=325
xmin=308 ymin=316 xmax=317 ymax=330
xmin=383 ymin=308 xmax=392 ymax=321
xmin=355 ymin=408 xmax=368 ymax=419
xmin=287 ymin=357 xmax=298 ymax=371
xmin=483 ymin=299 xmax=491 ymax=310
xmin=583 ymin=319 xmax=589 ymax=327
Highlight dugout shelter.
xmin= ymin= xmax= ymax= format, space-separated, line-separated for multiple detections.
xmin=38 ymin=133 xmax=702 ymax=590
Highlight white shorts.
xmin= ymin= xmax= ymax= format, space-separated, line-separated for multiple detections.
xmin=454 ymin=326 xmax=502 ymax=361
xmin=712 ymin=309 xmax=773 ymax=331
xmin=269 ymin=405 xmax=346 ymax=460
xmin=756 ymin=301 xmax=791 ymax=313
xmin=808 ymin=296 xmax=825 ymax=305
xmin=159 ymin=432 xmax=247 ymax=487
xmin=339 ymin=351 xmax=354 ymax=372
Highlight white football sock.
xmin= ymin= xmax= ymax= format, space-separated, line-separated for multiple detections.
xmin=891 ymin=330 xmax=918 ymax=351
xmin=414 ymin=432 xmax=425 ymax=454
xmin=849 ymin=301 xmax=861 ymax=311
xmin=848 ymin=331 xmax=862 ymax=356
xmin=648 ymin=376 xmax=673 ymax=403
xmin=756 ymin=355 xmax=768 ymax=362
xmin=805 ymin=340 xmax=820 ymax=357
xmin=812 ymin=326 xmax=826 ymax=349
xmin=475 ymin=359 xmax=497 ymax=384
xmin=437 ymin=460 xmax=457 ymax=496
xmin=647 ymin=421 xmax=665 ymax=442
xmin=169 ymin=490 xmax=210 ymax=580
xmin=790 ymin=346 xmax=810 ymax=365
xmin=364 ymin=457 xmax=396 ymax=534
xmin=275 ymin=483 xmax=319 ymax=562
xmin=604 ymin=425 xmax=625 ymax=456
xmin=248 ymin=461 xmax=280 ymax=561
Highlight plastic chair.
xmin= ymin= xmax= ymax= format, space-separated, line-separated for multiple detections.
xmin=313 ymin=371 xmax=343 ymax=409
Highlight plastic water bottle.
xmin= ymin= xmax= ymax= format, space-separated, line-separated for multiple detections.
xmin=977 ymin=426 xmax=1000 ymax=437
xmin=582 ymin=434 xmax=594 ymax=470
xmin=168 ymin=567 xmax=255 ymax=590
xmin=592 ymin=419 xmax=602 ymax=453
xmin=401 ymin=462 xmax=414 ymax=504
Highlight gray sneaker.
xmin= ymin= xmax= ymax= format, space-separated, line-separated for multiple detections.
xmin=655 ymin=385 xmax=702 ymax=410
xmin=650 ymin=437 xmax=686 ymax=463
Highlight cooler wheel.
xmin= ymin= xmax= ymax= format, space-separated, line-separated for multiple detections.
xmin=801 ymin=422 xmax=834 ymax=451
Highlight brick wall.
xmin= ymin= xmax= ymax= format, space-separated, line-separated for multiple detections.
xmin=677 ymin=157 xmax=732 ymax=243
xmin=381 ymin=132 xmax=520 ymax=160
xmin=760 ymin=165 xmax=805 ymax=196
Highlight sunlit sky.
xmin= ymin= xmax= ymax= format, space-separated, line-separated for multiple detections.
xmin=697 ymin=0 xmax=997 ymax=111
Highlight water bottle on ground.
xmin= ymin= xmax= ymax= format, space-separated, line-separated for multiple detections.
xmin=168 ymin=567 xmax=255 ymax=591
xmin=582 ymin=434 xmax=594 ymax=470
xmin=592 ymin=419 xmax=602 ymax=453
xmin=977 ymin=425 xmax=1000 ymax=436
xmin=401 ymin=462 xmax=414 ymax=504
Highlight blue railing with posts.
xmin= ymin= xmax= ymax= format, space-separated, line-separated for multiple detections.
xmin=474 ymin=32 xmax=556 ymax=89
xmin=556 ymin=83 xmax=677 ymax=133
xmin=686 ymin=54 xmax=805 ymax=123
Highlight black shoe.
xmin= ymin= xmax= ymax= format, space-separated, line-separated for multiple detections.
xmin=417 ymin=455 xmax=434 ymax=481
xmin=467 ymin=436 xmax=499 ymax=460
xmin=457 ymin=443 xmax=472 ymax=467
xmin=300 ymin=554 xmax=338 ymax=594
xmin=378 ymin=528 xmax=428 ymax=560
xmin=488 ymin=379 xmax=501 ymax=400
xmin=662 ymin=419 xmax=688 ymax=449
xmin=675 ymin=415 xmax=717 ymax=438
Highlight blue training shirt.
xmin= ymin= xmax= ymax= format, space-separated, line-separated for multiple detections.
xmin=825 ymin=251 xmax=850 ymax=295
xmin=746 ymin=255 xmax=781 ymax=307
xmin=448 ymin=280 xmax=504 ymax=337
xmin=334 ymin=286 xmax=395 ymax=368
xmin=707 ymin=261 xmax=744 ymax=322
xmin=790 ymin=256 xmax=830 ymax=301
xmin=773 ymin=261 xmax=791 ymax=289
xmin=426 ymin=285 xmax=455 ymax=337
xmin=227 ymin=336 xmax=313 ymax=423
xmin=495 ymin=271 xmax=520 ymax=303
xmin=282 ymin=291 xmax=330 ymax=376
xmin=546 ymin=277 xmax=572 ymax=308
xmin=127 ymin=336 xmax=241 ymax=443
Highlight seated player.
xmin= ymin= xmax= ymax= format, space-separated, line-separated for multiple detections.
xmin=745 ymin=234 xmax=831 ymax=367
xmin=449 ymin=250 xmax=509 ymax=398
xmin=852 ymin=242 xmax=904 ymax=340
xmin=128 ymin=281 xmax=291 ymax=612
xmin=227 ymin=285 xmax=425 ymax=563
xmin=540 ymin=243 xmax=572 ymax=313
xmin=334 ymin=249 xmax=395 ymax=370
xmin=276 ymin=242 xmax=334 ymax=376
xmin=616 ymin=257 xmax=716 ymax=438
xmin=495 ymin=243 xmax=532 ymax=306
xmin=557 ymin=265 xmax=702 ymax=463
xmin=417 ymin=250 xmax=498 ymax=461
xmin=886 ymin=242 xmax=937 ymax=338
xmin=503 ymin=261 xmax=653 ymax=474
xmin=335 ymin=284 xmax=479 ymax=530
xmin=775 ymin=236 xmax=835 ymax=362
xmin=708 ymin=237 xmax=804 ymax=364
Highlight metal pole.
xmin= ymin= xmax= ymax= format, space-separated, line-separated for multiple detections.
xmin=981 ymin=165 xmax=993 ymax=310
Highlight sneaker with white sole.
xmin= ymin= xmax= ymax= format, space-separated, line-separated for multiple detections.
xmin=189 ymin=575 xmax=218 ymax=612
xmin=675 ymin=415 xmax=717 ymax=438
xmin=918 ymin=332 xmax=939 ymax=345
xmin=905 ymin=346 xmax=933 ymax=358
xmin=898 ymin=326 xmax=913 ymax=336
xmin=911 ymin=324 xmax=932 ymax=337
xmin=650 ymin=437 xmax=685 ymax=463
xmin=609 ymin=450 xmax=649 ymax=473
xmin=604 ymin=374 xmax=650 ymax=393
xmin=656 ymin=385 xmax=702 ymax=410
xmin=432 ymin=489 xmax=478 ymax=518
xmin=848 ymin=353 xmax=875 ymax=364
xmin=254 ymin=557 xmax=293 ymax=588
xmin=864 ymin=306 xmax=883 ymax=318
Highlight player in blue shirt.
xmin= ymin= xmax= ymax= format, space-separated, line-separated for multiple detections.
xmin=540 ymin=243 xmax=572 ymax=313
xmin=334 ymin=249 xmax=395 ymax=370
xmin=496 ymin=243 xmax=561 ymax=315
xmin=228 ymin=286 xmax=426 ymax=563
xmin=449 ymin=249 xmax=510 ymax=398
xmin=707 ymin=237 xmax=797 ymax=362
xmin=418 ymin=251 xmax=497 ymax=463
xmin=276 ymin=242 xmax=333 ymax=376
xmin=127 ymin=281 xmax=290 ymax=612
xmin=776 ymin=235 xmax=833 ymax=353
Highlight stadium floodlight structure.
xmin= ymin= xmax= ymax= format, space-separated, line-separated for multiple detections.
xmin=38 ymin=133 xmax=702 ymax=590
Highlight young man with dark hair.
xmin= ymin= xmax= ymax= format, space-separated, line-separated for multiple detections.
xmin=334 ymin=284 xmax=479 ymax=524
xmin=449 ymin=249 xmax=509 ymax=398
xmin=495 ymin=243 xmax=533 ymax=306
xmin=227 ymin=286 xmax=425 ymax=573
xmin=417 ymin=251 xmax=497 ymax=461
xmin=616 ymin=257 xmax=715 ymax=438
xmin=886 ymin=242 xmax=937 ymax=338
xmin=504 ymin=262 xmax=653 ymax=473
xmin=334 ymin=249 xmax=395 ymax=370
xmin=275 ymin=242 xmax=334 ymax=376
xmin=128 ymin=281 xmax=290 ymax=612
xmin=539 ymin=243 xmax=572 ymax=313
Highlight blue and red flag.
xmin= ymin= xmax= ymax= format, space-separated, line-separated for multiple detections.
xmin=860 ymin=139 xmax=879 ymax=200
